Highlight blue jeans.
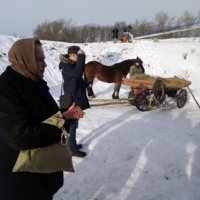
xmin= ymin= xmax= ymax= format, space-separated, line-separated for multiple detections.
xmin=68 ymin=120 xmax=79 ymax=152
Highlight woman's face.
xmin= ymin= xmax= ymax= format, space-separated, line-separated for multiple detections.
xmin=35 ymin=44 xmax=47 ymax=79
xmin=135 ymin=62 xmax=140 ymax=67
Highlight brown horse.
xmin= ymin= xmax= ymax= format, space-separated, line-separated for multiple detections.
xmin=84 ymin=57 xmax=144 ymax=99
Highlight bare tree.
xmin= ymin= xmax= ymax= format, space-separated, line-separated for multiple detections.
xmin=33 ymin=18 xmax=76 ymax=41
xmin=32 ymin=10 xmax=200 ymax=42
xmin=175 ymin=11 xmax=197 ymax=37
xmin=33 ymin=19 xmax=63 ymax=40
xmin=60 ymin=18 xmax=76 ymax=42
xmin=154 ymin=12 xmax=175 ymax=38
xmin=133 ymin=19 xmax=154 ymax=37
xmin=194 ymin=10 xmax=200 ymax=37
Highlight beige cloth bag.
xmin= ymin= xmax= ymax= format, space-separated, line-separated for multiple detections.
xmin=12 ymin=111 xmax=74 ymax=173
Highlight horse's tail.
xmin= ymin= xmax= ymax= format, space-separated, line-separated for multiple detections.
xmin=84 ymin=71 xmax=88 ymax=85
xmin=84 ymin=65 xmax=93 ymax=87
xmin=84 ymin=65 xmax=95 ymax=97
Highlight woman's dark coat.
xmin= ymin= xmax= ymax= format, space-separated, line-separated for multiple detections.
xmin=59 ymin=54 xmax=90 ymax=110
xmin=0 ymin=67 xmax=64 ymax=200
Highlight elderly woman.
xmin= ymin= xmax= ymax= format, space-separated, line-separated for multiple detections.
xmin=0 ymin=39 xmax=73 ymax=200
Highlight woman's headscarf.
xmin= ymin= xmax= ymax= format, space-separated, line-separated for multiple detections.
xmin=8 ymin=38 xmax=42 ymax=82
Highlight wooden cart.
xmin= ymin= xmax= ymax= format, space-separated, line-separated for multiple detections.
xmin=121 ymin=77 xmax=192 ymax=111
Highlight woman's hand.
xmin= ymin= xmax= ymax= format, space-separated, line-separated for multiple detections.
xmin=68 ymin=102 xmax=76 ymax=110
xmin=62 ymin=105 xmax=85 ymax=119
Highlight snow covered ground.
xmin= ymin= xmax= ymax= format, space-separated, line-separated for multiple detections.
xmin=0 ymin=35 xmax=200 ymax=200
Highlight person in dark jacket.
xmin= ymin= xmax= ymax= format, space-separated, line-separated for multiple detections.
xmin=112 ymin=26 xmax=119 ymax=43
xmin=0 ymin=38 xmax=74 ymax=200
xmin=59 ymin=46 xmax=90 ymax=157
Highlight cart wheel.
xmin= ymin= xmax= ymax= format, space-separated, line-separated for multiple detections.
xmin=176 ymin=89 xmax=187 ymax=108
xmin=151 ymin=80 xmax=166 ymax=104
xmin=135 ymin=92 xmax=153 ymax=111
xmin=128 ymin=90 xmax=136 ymax=106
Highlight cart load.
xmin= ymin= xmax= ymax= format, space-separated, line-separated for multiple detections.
xmin=129 ymin=74 xmax=191 ymax=89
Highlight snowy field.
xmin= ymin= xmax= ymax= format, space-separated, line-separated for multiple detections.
xmin=0 ymin=35 xmax=200 ymax=200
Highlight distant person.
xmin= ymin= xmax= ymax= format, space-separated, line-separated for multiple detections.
xmin=129 ymin=59 xmax=145 ymax=77
xmin=59 ymin=46 xmax=90 ymax=157
xmin=122 ymin=27 xmax=134 ymax=43
xmin=121 ymin=28 xmax=128 ymax=43
xmin=0 ymin=38 xmax=75 ymax=200
xmin=129 ymin=58 xmax=145 ymax=101
xmin=112 ymin=26 xmax=119 ymax=43
xmin=127 ymin=25 xmax=132 ymax=32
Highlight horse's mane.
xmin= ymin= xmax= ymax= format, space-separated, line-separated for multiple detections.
xmin=113 ymin=59 xmax=134 ymax=69
xmin=116 ymin=59 xmax=134 ymax=64
xmin=86 ymin=59 xmax=135 ymax=67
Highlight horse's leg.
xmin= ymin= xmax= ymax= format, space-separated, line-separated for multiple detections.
xmin=112 ymin=83 xmax=118 ymax=99
xmin=84 ymin=72 xmax=96 ymax=98
xmin=87 ymin=82 xmax=95 ymax=98
xmin=112 ymin=82 xmax=121 ymax=99
xmin=116 ymin=83 xmax=121 ymax=99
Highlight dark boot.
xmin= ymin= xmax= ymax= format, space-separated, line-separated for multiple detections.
xmin=71 ymin=150 xmax=86 ymax=157
xmin=77 ymin=144 xmax=82 ymax=149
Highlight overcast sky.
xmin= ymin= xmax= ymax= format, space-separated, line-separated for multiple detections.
xmin=0 ymin=0 xmax=199 ymax=37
